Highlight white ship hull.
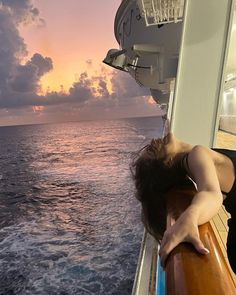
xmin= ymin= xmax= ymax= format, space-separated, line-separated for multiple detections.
xmin=105 ymin=0 xmax=236 ymax=135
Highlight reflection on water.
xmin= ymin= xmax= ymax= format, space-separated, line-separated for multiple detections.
xmin=0 ymin=117 xmax=162 ymax=294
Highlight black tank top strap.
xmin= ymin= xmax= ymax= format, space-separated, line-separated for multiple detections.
xmin=181 ymin=153 xmax=190 ymax=174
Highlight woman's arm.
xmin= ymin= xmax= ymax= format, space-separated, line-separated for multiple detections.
xmin=186 ymin=145 xmax=223 ymax=224
xmin=159 ymin=145 xmax=223 ymax=266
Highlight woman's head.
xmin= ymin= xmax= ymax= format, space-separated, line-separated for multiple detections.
xmin=148 ymin=132 xmax=177 ymax=163
xmin=131 ymin=134 xmax=185 ymax=241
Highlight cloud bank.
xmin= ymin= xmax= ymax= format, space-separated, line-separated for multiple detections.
xmin=0 ymin=0 xmax=52 ymax=107
xmin=0 ymin=0 xmax=159 ymax=124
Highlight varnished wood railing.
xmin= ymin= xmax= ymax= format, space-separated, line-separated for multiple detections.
xmin=165 ymin=185 xmax=236 ymax=295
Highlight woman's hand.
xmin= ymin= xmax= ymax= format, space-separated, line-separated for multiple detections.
xmin=159 ymin=209 xmax=210 ymax=267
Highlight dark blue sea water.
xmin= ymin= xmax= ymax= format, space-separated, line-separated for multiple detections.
xmin=0 ymin=116 xmax=163 ymax=295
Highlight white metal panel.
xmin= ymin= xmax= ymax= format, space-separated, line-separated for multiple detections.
xmin=131 ymin=232 xmax=157 ymax=295
xmin=170 ymin=0 xmax=235 ymax=147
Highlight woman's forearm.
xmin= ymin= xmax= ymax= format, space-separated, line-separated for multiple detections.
xmin=185 ymin=191 xmax=223 ymax=225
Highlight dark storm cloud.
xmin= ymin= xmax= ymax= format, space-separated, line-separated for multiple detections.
xmin=0 ymin=6 xmax=27 ymax=93
xmin=40 ymin=69 xmax=150 ymax=110
xmin=10 ymin=54 xmax=53 ymax=92
xmin=0 ymin=0 xmax=53 ymax=107
xmin=29 ymin=53 xmax=53 ymax=76
xmin=0 ymin=0 xmax=40 ymax=24
xmin=97 ymin=80 xmax=110 ymax=98
xmin=69 ymin=72 xmax=94 ymax=103
xmin=110 ymin=70 xmax=149 ymax=101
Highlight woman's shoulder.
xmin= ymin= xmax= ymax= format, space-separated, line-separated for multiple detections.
xmin=188 ymin=145 xmax=225 ymax=167
xmin=189 ymin=145 xmax=230 ymax=160
xmin=189 ymin=145 xmax=213 ymax=158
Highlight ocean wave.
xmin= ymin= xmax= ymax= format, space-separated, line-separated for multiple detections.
xmin=0 ymin=117 xmax=161 ymax=294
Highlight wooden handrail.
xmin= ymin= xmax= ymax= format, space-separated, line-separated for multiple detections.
xmin=165 ymin=185 xmax=236 ymax=295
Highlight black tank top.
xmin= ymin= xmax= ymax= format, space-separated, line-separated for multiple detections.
xmin=212 ymin=148 xmax=236 ymax=218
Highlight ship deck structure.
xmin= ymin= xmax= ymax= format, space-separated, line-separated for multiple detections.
xmin=104 ymin=0 xmax=236 ymax=293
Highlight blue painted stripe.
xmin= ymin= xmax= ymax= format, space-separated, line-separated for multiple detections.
xmin=156 ymin=256 xmax=165 ymax=295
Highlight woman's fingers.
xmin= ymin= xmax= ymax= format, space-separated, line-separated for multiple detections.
xmin=159 ymin=234 xmax=210 ymax=268
xmin=189 ymin=236 xmax=210 ymax=255
xmin=159 ymin=211 xmax=211 ymax=268
xmin=159 ymin=231 xmax=210 ymax=267
xmin=159 ymin=233 xmax=180 ymax=267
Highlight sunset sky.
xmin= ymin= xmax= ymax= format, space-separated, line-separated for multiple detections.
xmin=0 ymin=0 xmax=160 ymax=126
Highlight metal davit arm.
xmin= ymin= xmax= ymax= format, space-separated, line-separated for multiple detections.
xmin=165 ymin=185 xmax=236 ymax=295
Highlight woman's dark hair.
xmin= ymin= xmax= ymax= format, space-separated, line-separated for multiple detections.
xmin=131 ymin=144 xmax=186 ymax=243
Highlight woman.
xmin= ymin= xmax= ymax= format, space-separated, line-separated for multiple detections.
xmin=132 ymin=132 xmax=236 ymax=273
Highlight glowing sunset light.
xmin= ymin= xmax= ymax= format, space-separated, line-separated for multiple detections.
xmin=19 ymin=1 xmax=119 ymax=93
xmin=32 ymin=106 xmax=45 ymax=112
xmin=0 ymin=0 xmax=161 ymax=126
xmin=148 ymin=96 xmax=156 ymax=104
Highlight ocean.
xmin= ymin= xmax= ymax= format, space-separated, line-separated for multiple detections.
xmin=0 ymin=116 xmax=163 ymax=295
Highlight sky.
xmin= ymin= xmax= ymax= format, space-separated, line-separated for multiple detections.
xmin=0 ymin=0 xmax=161 ymax=126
